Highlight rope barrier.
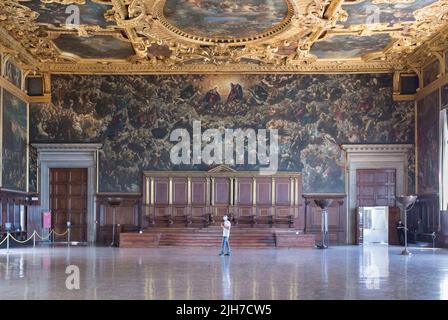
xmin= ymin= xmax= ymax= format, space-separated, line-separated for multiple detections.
xmin=53 ymin=230 xmax=69 ymax=237
xmin=0 ymin=228 xmax=69 ymax=248
xmin=9 ymin=232 xmax=36 ymax=244
xmin=34 ymin=231 xmax=52 ymax=240
xmin=0 ymin=235 xmax=9 ymax=247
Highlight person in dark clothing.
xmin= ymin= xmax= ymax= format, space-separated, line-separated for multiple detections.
xmin=414 ymin=218 xmax=424 ymax=242
xmin=396 ymin=219 xmax=405 ymax=246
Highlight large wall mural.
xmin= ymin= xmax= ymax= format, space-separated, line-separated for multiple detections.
xmin=417 ymin=90 xmax=440 ymax=194
xmin=28 ymin=145 xmax=37 ymax=193
xmin=30 ymin=74 xmax=414 ymax=193
xmin=2 ymin=89 xmax=27 ymax=191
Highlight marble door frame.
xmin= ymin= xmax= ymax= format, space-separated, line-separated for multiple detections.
xmin=342 ymin=144 xmax=413 ymax=244
xmin=32 ymin=143 xmax=102 ymax=243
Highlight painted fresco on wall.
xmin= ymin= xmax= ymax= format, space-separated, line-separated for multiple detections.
xmin=163 ymin=0 xmax=289 ymax=38
xmin=441 ymin=83 xmax=448 ymax=108
xmin=29 ymin=145 xmax=37 ymax=193
xmin=408 ymin=151 xmax=416 ymax=194
xmin=423 ymin=59 xmax=440 ymax=87
xmin=417 ymin=90 xmax=440 ymax=194
xmin=310 ymin=34 xmax=391 ymax=59
xmin=19 ymin=0 xmax=114 ymax=28
xmin=4 ymin=60 xmax=22 ymax=89
xmin=446 ymin=51 xmax=448 ymax=74
xmin=30 ymin=74 xmax=414 ymax=193
xmin=53 ymin=35 xmax=134 ymax=59
xmin=2 ymin=90 xmax=27 ymax=191
xmin=339 ymin=0 xmax=437 ymax=27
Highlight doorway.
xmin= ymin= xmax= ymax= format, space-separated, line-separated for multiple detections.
xmin=50 ymin=168 xmax=88 ymax=242
xmin=356 ymin=169 xmax=396 ymax=245
xmin=358 ymin=206 xmax=389 ymax=244
xmin=343 ymin=144 xmax=412 ymax=244
xmin=356 ymin=169 xmax=396 ymax=207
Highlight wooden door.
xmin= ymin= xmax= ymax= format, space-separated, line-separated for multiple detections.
xmin=356 ymin=169 xmax=396 ymax=207
xmin=50 ymin=168 xmax=87 ymax=242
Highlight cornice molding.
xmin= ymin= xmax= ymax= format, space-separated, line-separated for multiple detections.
xmin=32 ymin=143 xmax=103 ymax=151
xmin=42 ymin=60 xmax=399 ymax=74
xmin=341 ymin=144 xmax=414 ymax=154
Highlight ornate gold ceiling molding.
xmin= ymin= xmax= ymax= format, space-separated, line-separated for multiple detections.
xmin=41 ymin=0 xmax=85 ymax=4
xmin=0 ymin=27 xmax=39 ymax=69
xmin=42 ymin=59 xmax=399 ymax=74
xmin=0 ymin=0 xmax=447 ymax=74
xmin=372 ymin=0 xmax=416 ymax=3
xmin=39 ymin=0 xmax=112 ymax=4
xmin=0 ymin=1 xmax=69 ymax=63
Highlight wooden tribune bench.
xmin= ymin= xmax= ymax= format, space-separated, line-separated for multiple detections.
xmin=144 ymin=205 xmax=212 ymax=227
xmin=274 ymin=214 xmax=294 ymax=228
xmin=233 ymin=214 xmax=257 ymax=227
xmin=233 ymin=214 xmax=292 ymax=228
xmin=188 ymin=212 xmax=212 ymax=227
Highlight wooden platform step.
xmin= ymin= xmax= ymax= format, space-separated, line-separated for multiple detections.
xmin=119 ymin=227 xmax=315 ymax=249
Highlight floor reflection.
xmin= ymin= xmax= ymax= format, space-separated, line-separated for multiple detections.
xmin=360 ymin=245 xmax=389 ymax=290
xmin=0 ymin=245 xmax=447 ymax=299
xmin=220 ymin=256 xmax=232 ymax=299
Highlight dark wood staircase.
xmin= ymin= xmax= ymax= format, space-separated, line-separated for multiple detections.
xmin=155 ymin=227 xmax=276 ymax=248
xmin=119 ymin=226 xmax=316 ymax=248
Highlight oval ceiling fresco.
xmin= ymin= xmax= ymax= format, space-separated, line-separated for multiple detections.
xmin=162 ymin=0 xmax=290 ymax=39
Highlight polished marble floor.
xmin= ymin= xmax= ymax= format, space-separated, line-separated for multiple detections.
xmin=0 ymin=245 xmax=447 ymax=300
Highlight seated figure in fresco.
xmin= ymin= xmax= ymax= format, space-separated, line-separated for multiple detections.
xmin=226 ymin=83 xmax=243 ymax=104
xmin=203 ymin=86 xmax=221 ymax=108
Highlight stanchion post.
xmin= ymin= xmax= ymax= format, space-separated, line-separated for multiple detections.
xmin=6 ymin=232 xmax=10 ymax=252
xmin=33 ymin=231 xmax=36 ymax=248
xmin=67 ymin=221 xmax=71 ymax=244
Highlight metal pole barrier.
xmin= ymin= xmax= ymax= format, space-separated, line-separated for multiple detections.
xmin=33 ymin=231 xmax=36 ymax=248
xmin=6 ymin=232 xmax=10 ymax=252
xmin=67 ymin=221 xmax=71 ymax=244
xmin=404 ymin=208 xmax=409 ymax=253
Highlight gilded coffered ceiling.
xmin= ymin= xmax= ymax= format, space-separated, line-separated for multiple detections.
xmin=0 ymin=0 xmax=448 ymax=74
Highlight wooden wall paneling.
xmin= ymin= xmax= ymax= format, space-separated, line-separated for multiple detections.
xmin=407 ymin=193 xmax=440 ymax=245
xmin=275 ymin=178 xmax=290 ymax=207
xmin=142 ymin=168 xmax=301 ymax=229
xmin=96 ymin=194 xmax=141 ymax=245
xmin=212 ymin=177 xmax=231 ymax=224
xmin=172 ymin=177 xmax=188 ymax=225
xmin=154 ymin=177 xmax=171 ymax=225
xmin=302 ymin=194 xmax=346 ymax=244
xmin=356 ymin=169 xmax=396 ymax=207
xmin=190 ymin=177 xmax=209 ymax=226
xmin=256 ymin=177 xmax=273 ymax=225
xmin=49 ymin=168 xmax=87 ymax=242
xmin=0 ymin=189 xmax=31 ymax=241
xmin=388 ymin=206 xmax=401 ymax=245
xmin=235 ymin=177 xmax=254 ymax=225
